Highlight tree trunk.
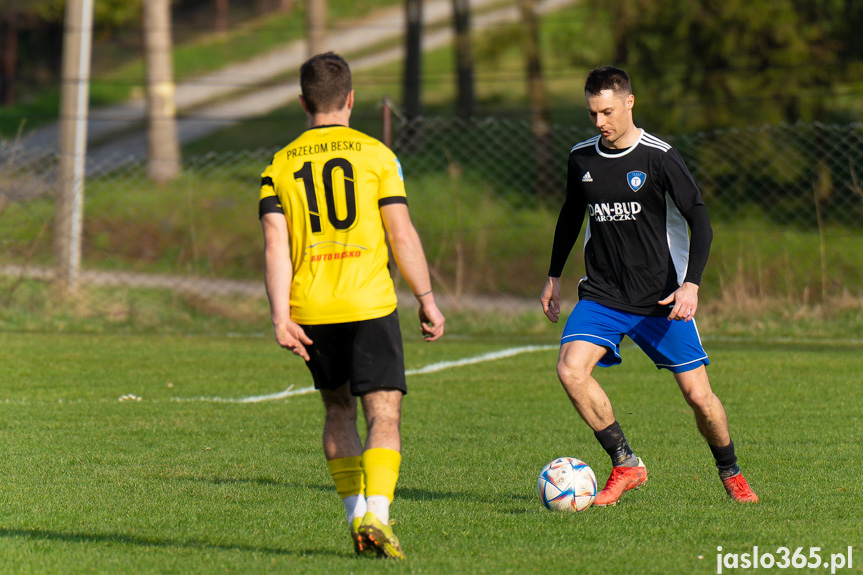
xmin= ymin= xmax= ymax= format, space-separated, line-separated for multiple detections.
xmin=452 ymin=0 xmax=474 ymax=119
xmin=257 ymin=0 xmax=295 ymax=12
xmin=401 ymin=0 xmax=423 ymax=153
xmin=0 ymin=16 xmax=19 ymax=106
xmin=610 ymin=1 xmax=632 ymax=65
xmin=215 ymin=0 xmax=229 ymax=34
xmin=143 ymin=0 xmax=181 ymax=183
xmin=404 ymin=0 xmax=423 ymax=120
xmin=306 ymin=0 xmax=326 ymax=57
xmin=516 ymin=0 xmax=557 ymax=200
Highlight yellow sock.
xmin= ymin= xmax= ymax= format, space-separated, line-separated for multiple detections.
xmin=362 ymin=447 xmax=401 ymax=502
xmin=327 ymin=456 xmax=365 ymax=499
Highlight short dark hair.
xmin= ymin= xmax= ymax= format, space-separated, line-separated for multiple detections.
xmin=584 ymin=66 xmax=632 ymax=97
xmin=300 ymin=52 xmax=352 ymax=114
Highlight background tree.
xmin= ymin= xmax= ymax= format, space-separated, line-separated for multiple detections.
xmin=403 ymin=0 xmax=422 ymax=121
xmin=257 ymin=0 xmax=294 ymax=12
xmin=214 ymin=0 xmax=228 ymax=34
xmin=515 ymin=0 xmax=556 ymax=199
xmin=306 ymin=0 xmax=326 ymax=57
xmin=451 ymin=0 xmax=474 ymax=119
xmin=0 ymin=10 xmax=19 ymax=105
xmin=0 ymin=0 xmax=140 ymax=109
xmin=143 ymin=0 xmax=180 ymax=183
xmin=400 ymin=0 xmax=423 ymax=153
xmin=561 ymin=0 xmax=863 ymax=133
xmin=0 ymin=0 xmax=60 ymax=107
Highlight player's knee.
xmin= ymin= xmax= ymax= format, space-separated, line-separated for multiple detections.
xmin=557 ymin=360 xmax=591 ymax=388
xmin=683 ymin=386 xmax=714 ymax=411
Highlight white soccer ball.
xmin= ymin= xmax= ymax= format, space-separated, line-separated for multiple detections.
xmin=537 ymin=457 xmax=597 ymax=512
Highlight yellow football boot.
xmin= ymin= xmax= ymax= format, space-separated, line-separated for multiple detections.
xmin=358 ymin=512 xmax=405 ymax=560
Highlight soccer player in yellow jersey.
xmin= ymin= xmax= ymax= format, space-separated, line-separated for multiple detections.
xmin=259 ymin=52 xmax=444 ymax=559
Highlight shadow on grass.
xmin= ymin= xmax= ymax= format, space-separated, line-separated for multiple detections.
xmin=164 ymin=474 xmax=339 ymax=494
xmin=0 ymin=527 xmax=345 ymax=558
xmin=168 ymin=474 xmax=287 ymax=487
xmin=169 ymin=475 xmax=531 ymax=509
xmin=396 ymin=487 xmax=536 ymax=505
xmin=396 ymin=487 xmax=464 ymax=502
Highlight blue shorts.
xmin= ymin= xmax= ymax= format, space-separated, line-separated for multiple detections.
xmin=561 ymin=301 xmax=709 ymax=373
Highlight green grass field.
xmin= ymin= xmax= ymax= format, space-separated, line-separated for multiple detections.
xmin=0 ymin=312 xmax=860 ymax=574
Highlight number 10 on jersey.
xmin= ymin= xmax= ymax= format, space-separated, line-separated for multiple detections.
xmin=294 ymin=158 xmax=358 ymax=233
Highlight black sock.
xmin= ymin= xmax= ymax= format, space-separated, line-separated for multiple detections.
xmin=594 ymin=421 xmax=636 ymax=467
xmin=709 ymin=440 xmax=740 ymax=480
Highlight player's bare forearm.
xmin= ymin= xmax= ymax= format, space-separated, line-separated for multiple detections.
xmin=384 ymin=215 xmax=432 ymax=295
xmin=658 ymin=281 xmax=700 ymax=321
xmin=541 ymin=276 xmax=562 ymax=323
xmin=398 ymin=242 xmax=445 ymax=342
xmin=381 ymin=203 xmax=445 ymax=341
xmin=261 ymin=214 xmax=291 ymax=323
xmin=262 ymin=213 xmax=312 ymax=359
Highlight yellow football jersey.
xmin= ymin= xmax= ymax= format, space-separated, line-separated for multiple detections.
xmin=260 ymin=125 xmax=407 ymax=324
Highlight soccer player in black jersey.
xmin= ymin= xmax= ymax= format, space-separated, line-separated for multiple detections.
xmin=540 ymin=66 xmax=758 ymax=505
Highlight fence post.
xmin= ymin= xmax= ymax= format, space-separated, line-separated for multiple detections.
xmin=55 ymin=0 xmax=94 ymax=295
xmin=382 ymin=97 xmax=392 ymax=149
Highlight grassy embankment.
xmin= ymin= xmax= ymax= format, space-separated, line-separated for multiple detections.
xmin=2 ymin=157 xmax=862 ymax=339
xmin=0 ymin=0 xmax=402 ymax=137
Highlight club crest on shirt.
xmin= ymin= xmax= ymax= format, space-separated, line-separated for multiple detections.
xmin=627 ymin=171 xmax=646 ymax=192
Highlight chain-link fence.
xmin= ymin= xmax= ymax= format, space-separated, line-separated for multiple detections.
xmin=390 ymin=118 xmax=863 ymax=302
xmin=2 ymin=118 xmax=862 ymax=331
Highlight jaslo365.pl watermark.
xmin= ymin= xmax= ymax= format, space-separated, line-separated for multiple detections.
xmin=716 ymin=546 xmax=853 ymax=574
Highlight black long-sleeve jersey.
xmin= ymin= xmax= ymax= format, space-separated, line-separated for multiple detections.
xmin=547 ymin=129 xmax=713 ymax=317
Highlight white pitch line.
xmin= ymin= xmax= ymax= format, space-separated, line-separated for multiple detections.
xmin=404 ymin=345 xmax=557 ymax=375
xmin=174 ymin=344 xmax=558 ymax=404
xmin=171 ymin=384 xmax=317 ymax=404
xmin=176 ymin=334 xmax=863 ymax=404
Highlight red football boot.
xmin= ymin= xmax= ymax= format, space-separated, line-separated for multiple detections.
xmin=722 ymin=473 xmax=759 ymax=503
xmin=593 ymin=458 xmax=648 ymax=507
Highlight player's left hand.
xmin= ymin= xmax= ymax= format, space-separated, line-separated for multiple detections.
xmin=659 ymin=282 xmax=700 ymax=322
xmin=418 ymin=303 xmax=445 ymax=342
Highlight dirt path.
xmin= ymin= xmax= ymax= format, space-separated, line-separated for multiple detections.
xmin=0 ymin=263 xmax=559 ymax=313
xmin=16 ymin=0 xmax=577 ymax=173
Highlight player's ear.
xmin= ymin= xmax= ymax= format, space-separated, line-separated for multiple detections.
xmin=626 ymin=94 xmax=634 ymax=111
xmin=346 ymin=90 xmax=355 ymax=111
xmin=299 ymin=95 xmax=310 ymax=114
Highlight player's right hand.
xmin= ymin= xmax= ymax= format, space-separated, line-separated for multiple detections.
xmin=274 ymin=320 xmax=313 ymax=361
xmin=541 ymin=277 xmax=561 ymax=323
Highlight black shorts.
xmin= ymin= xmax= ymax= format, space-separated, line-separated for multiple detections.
xmin=301 ymin=310 xmax=407 ymax=396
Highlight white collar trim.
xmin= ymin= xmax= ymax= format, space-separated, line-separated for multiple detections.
xmin=595 ymin=128 xmax=644 ymax=158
